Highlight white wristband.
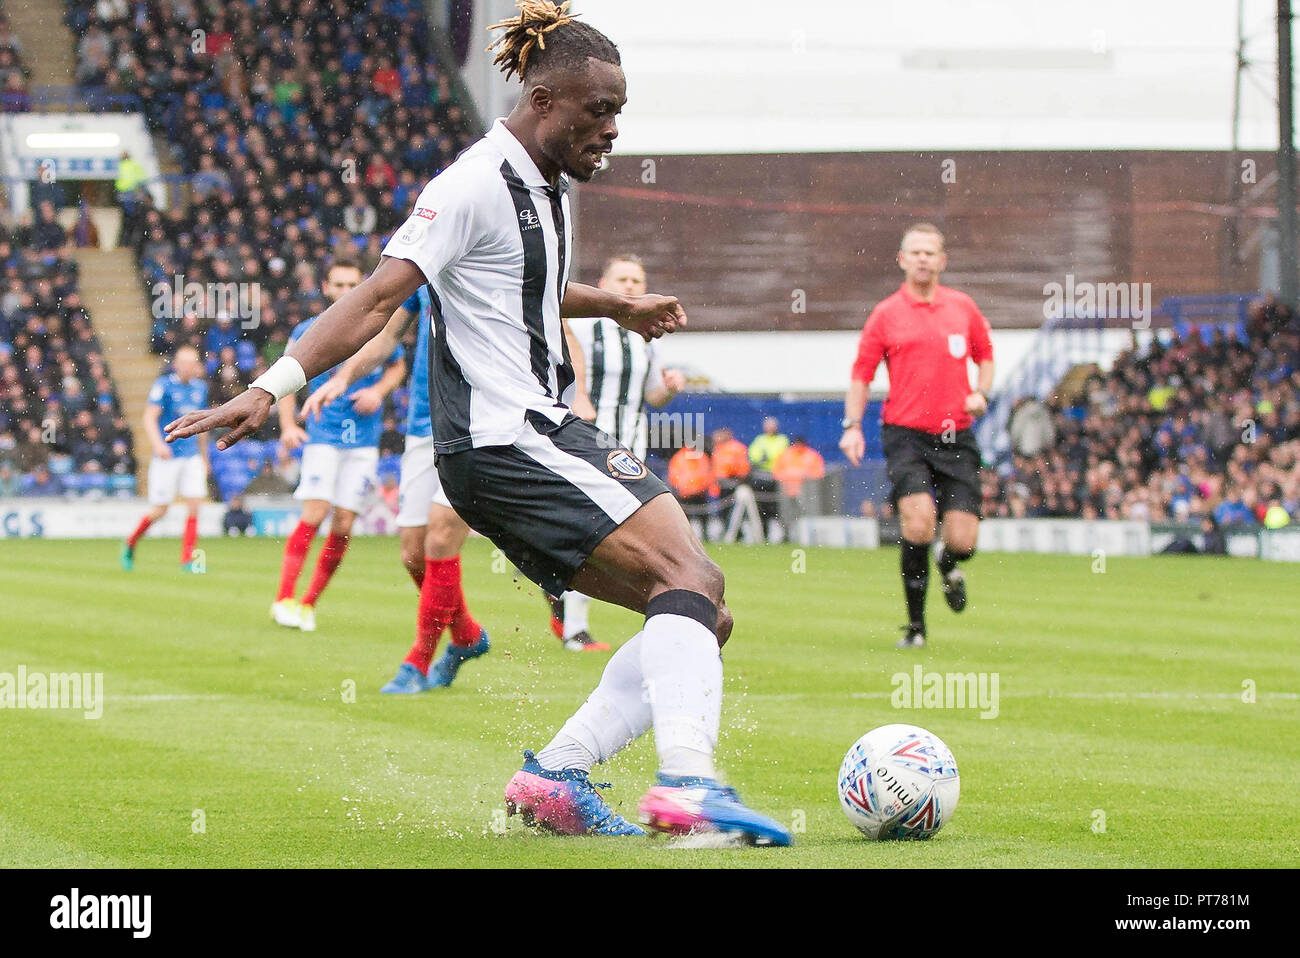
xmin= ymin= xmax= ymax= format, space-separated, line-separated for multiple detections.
xmin=250 ymin=356 xmax=306 ymax=401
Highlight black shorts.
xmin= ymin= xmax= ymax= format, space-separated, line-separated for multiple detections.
xmin=881 ymin=422 xmax=983 ymax=517
xmin=435 ymin=411 xmax=670 ymax=596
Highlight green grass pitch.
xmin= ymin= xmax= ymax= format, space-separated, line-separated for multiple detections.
xmin=2 ymin=535 xmax=1297 ymax=868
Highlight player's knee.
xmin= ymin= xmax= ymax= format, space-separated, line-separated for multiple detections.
xmin=947 ymin=541 xmax=976 ymax=561
xmin=716 ymin=601 xmax=734 ymax=648
xmin=331 ymin=512 xmax=356 ymax=537
xmin=689 ymin=555 xmax=725 ymax=606
xmin=400 ymin=540 xmax=424 ymax=575
xmin=901 ymin=516 xmax=935 ymax=544
xmin=424 ymin=508 xmax=465 ymax=559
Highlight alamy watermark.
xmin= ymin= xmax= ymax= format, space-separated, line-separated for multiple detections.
xmin=1043 ymin=274 xmax=1152 ymax=330
xmin=151 ymin=273 xmax=261 ymax=328
xmin=0 ymin=666 xmax=103 ymax=719
xmin=890 ymin=665 xmax=999 ymax=719
xmin=594 ymin=412 xmax=706 ymax=451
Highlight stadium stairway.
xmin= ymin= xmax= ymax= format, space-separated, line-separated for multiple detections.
xmin=73 ymin=248 xmax=159 ymax=486
xmin=7 ymin=0 xmax=76 ymax=87
xmin=1053 ymin=362 xmax=1100 ymax=405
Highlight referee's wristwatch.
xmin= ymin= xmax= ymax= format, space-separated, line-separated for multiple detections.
xmin=840 ymin=417 xmax=861 ymax=431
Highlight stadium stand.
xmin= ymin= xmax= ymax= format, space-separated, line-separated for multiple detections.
xmin=984 ymin=297 xmax=1300 ymax=528
xmin=0 ymin=222 xmax=137 ymax=497
xmin=60 ymin=0 xmax=477 ymax=500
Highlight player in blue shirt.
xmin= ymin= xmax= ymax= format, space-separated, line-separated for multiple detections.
xmin=300 ymin=286 xmax=492 ymax=691
xmin=122 ymin=345 xmax=209 ymax=572
xmin=270 ymin=260 xmax=407 ymax=632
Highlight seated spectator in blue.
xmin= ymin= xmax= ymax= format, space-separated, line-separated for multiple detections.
xmin=71 ymin=423 xmax=109 ymax=471
xmin=0 ymin=460 xmax=18 ymax=496
xmin=106 ymin=437 xmax=135 ymax=476
xmin=224 ymin=496 xmax=253 ymax=536
xmin=206 ymin=313 xmax=240 ymax=357
xmin=1213 ymin=495 xmax=1255 ymax=526
xmin=26 ymin=463 xmax=63 ymax=496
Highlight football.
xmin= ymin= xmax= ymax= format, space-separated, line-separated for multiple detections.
xmin=838 ymin=724 xmax=961 ymax=840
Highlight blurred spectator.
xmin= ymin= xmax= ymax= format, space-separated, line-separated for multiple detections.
xmin=0 ymin=460 xmax=18 ymax=496
xmin=668 ymin=444 xmax=717 ymax=505
xmin=710 ymin=426 xmax=750 ymax=493
xmin=748 ymin=416 xmax=788 ymax=541
xmin=1201 ymin=515 xmax=1227 ymax=554
xmin=27 ymin=463 xmax=63 ymax=496
xmin=223 ymin=496 xmax=253 ymax=535
xmin=772 ymin=436 xmax=826 ymax=496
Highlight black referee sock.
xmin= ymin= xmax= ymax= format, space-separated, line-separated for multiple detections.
xmin=936 ymin=543 xmax=974 ymax=576
xmin=901 ymin=539 xmax=930 ymax=632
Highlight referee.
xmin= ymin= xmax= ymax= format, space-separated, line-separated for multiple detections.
xmin=840 ymin=223 xmax=994 ymax=648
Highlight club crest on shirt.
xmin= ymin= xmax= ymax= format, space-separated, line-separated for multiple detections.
xmin=519 ymin=208 xmax=541 ymax=230
xmin=606 ymin=450 xmax=647 ymax=480
xmin=399 ymin=218 xmax=426 ymax=244
xmin=948 ymin=333 xmax=967 ymax=359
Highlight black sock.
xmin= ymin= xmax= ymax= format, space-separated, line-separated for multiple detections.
xmin=937 ymin=544 xmax=974 ymax=575
xmin=901 ymin=539 xmax=930 ymax=631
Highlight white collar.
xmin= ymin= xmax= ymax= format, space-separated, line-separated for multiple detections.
xmin=485 ymin=118 xmax=568 ymax=194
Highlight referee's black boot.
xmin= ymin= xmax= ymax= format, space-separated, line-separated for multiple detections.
xmin=896 ymin=624 xmax=926 ymax=649
xmin=935 ymin=545 xmax=968 ymax=613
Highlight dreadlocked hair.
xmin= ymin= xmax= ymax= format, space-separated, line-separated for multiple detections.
xmin=486 ymin=0 xmax=620 ymax=84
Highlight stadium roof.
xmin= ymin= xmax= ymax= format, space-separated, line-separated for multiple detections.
xmin=557 ymin=0 xmax=1289 ymax=154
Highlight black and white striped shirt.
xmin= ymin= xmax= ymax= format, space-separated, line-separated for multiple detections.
xmin=567 ymin=316 xmax=664 ymax=459
xmin=382 ymin=119 xmax=575 ymax=454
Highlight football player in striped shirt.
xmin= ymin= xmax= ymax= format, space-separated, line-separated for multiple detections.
xmin=166 ymin=0 xmax=790 ymax=847
xmin=548 ymin=253 xmax=684 ymax=650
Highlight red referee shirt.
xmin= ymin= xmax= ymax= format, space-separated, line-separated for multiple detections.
xmin=851 ymin=283 xmax=993 ymax=434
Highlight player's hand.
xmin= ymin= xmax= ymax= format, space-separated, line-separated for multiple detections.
xmin=301 ymin=375 xmax=348 ymax=422
xmin=616 ymin=294 xmax=687 ymax=342
xmin=839 ymin=426 xmax=865 ymax=467
xmin=965 ymin=391 xmax=989 ymax=418
xmin=280 ymin=421 xmax=308 ymax=451
xmin=349 ymin=386 xmax=383 ymax=416
xmin=571 ymin=391 xmax=597 ymax=422
xmin=165 ymin=388 xmax=273 ymax=451
xmin=661 ymin=367 xmax=686 ymax=394
xmin=153 ymin=444 xmax=173 ymax=460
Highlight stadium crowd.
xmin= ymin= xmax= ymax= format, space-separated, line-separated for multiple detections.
xmin=66 ymin=0 xmax=473 ymax=367
xmin=54 ymin=0 xmax=478 ymax=499
xmin=0 ymin=9 xmax=31 ymax=113
xmin=984 ymin=297 xmax=1300 ymax=528
xmin=0 ymin=223 xmax=136 ymax=496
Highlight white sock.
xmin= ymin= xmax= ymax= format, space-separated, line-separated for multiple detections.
xmin=535 ymin=631 xmax=652 ymax=772
xmin=562 ymin=591 xmax=591 ymax=640
xmin=640 ymin=612 xmax=721 ymax=780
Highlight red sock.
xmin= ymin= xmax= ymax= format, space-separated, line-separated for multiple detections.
xmin=404 ymin=556 xmax=462 ymax=672
xmin=302 ymin=532 xmax=349 ymax=607
xmin=277 ymin=520 xmax=318 ymax=601
xmin=127 ymin=515 xmax=154 ymax=548
xmin=449 ymin=579 xmax=482 ymax=647
xmin=180 ymin=515 xmax=198 ymax=563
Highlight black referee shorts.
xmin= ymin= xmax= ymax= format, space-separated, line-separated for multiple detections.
xmin=435 ymin=411 xmax=670 ymax=596
xmin=881 ymin=423 xmax=983 ymax=518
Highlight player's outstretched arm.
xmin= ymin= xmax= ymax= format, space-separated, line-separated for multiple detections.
xmin=561 ymin=282 xmax=687 ymax=341
xmin=301 ymin=304 xmax=417 ymax=422
xmin=165 ymin=257 xmax=426 ymax=450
